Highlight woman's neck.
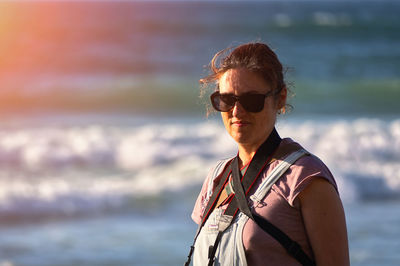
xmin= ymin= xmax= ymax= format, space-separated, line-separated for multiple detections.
xmin=237 ymin=128 xmax=280 ymax=168
xmin=237 ymin=145 xmax=257 ymax=169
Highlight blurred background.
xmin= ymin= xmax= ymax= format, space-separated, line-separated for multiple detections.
xmin=0 ymin=0 xmax=399 ymax=265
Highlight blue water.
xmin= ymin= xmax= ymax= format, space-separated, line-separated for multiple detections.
xmin=1 ymin=0 xmax=400 ymax=115
xmin=0 ymin=0 xmax=400 ymax=265
xmin=1 ymin=192 xmax=399 ymax=265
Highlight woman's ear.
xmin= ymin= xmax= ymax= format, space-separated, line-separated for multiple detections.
xmin=277 ymin=87 xmax=287 ymax=110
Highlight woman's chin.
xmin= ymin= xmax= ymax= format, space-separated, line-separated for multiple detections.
xmin=230 ymin=134 xmax=253 ymax=146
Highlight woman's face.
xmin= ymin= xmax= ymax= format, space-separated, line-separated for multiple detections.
xmin=218 ymin=68 xmax=286 ymax=149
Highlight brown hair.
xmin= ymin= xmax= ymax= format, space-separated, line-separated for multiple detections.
xmin=200 ymin=42 xmax=291 ymax=115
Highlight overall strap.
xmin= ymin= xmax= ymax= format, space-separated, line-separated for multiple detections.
xmin=184 ymin=159 xmax=233 ymax=266
xmin=201 ymin=162 xmax=233 ymax=226
xmin=232 ymin=148 xmax=316 ymax=266
xmin=206 ymin=159 xmax=231 ymax=199
xmin=250 ymin=148 xmax=309 ymax=205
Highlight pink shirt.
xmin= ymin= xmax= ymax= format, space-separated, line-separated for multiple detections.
xmin=192 ymin=138 xmax=338 ymax=266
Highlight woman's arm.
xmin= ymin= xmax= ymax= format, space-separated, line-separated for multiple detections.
xmin=298 ymin=178 xmax=350 ymax=266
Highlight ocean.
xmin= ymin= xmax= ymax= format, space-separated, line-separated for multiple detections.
xmin=0 ymin=1 xmax=399 ymax=265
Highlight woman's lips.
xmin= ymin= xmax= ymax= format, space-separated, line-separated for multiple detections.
xmin=231 ymin=120 xmax=250 ymax=127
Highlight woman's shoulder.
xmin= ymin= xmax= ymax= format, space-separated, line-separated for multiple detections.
xmin=191 ymin=157 xmax=233 ymax=224
xmin=271 ymin=138 xmax=338 ymax=207
xmin=279 ymin=138 xmax=333 ymax=173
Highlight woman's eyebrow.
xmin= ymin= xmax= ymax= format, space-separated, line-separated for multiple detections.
xmin=239 ymin=90 xmax=268 ymax=95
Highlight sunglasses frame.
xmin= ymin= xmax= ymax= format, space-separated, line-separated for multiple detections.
xmin=210 ymin=90 xmax=276 ymax=113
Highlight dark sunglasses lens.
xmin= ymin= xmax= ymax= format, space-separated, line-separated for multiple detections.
xmin=211 ymin=93 xmax=235 ymax=112
xmin=239 ymin=94 xmax=265 ymax=112
xmin=210 ymin=92 xmax=266 ymax=112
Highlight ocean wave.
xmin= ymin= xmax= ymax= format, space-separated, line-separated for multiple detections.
xmin=278 ymin=118 xmax=400 ymax=202
xmin=0 ymin=122 xmax=231 ymax=171
xmin=313 ymin=12 xmax=352 ymax=26
xmin=0 ymin=118 xmax=399 ymax=221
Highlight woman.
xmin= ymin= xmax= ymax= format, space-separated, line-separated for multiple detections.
xmin=186 ymin=42 xmax=349 ymax=266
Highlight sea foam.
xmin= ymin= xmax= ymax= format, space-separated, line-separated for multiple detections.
xmin=0 ymin=118 xmax=399 ymax=220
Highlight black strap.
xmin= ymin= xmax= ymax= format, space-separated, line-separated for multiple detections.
xmin=205 ymin=129 xmax=282 ymax=265
xmin=252 ymin=214 xmax=316 ymax=266
xmin=231 ymin=149 xmax=316 ymax=266
xmin=223 ymin=128 xmax=282 ymax=217
xmin=207 ymin=231 xmax=223 ymax=266
xmin=184 ymin=223 xmax=202 ymax=266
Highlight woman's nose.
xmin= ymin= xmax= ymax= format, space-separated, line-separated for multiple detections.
xmin=232 ymin=100 xmax=246 ymax=116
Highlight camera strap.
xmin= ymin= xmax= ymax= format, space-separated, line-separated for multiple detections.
xmin=185 ymin=128 xmax=280 ymax=266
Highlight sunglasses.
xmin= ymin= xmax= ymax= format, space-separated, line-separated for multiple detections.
xmin=210 ymin=91 xmax=275 ymax=113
